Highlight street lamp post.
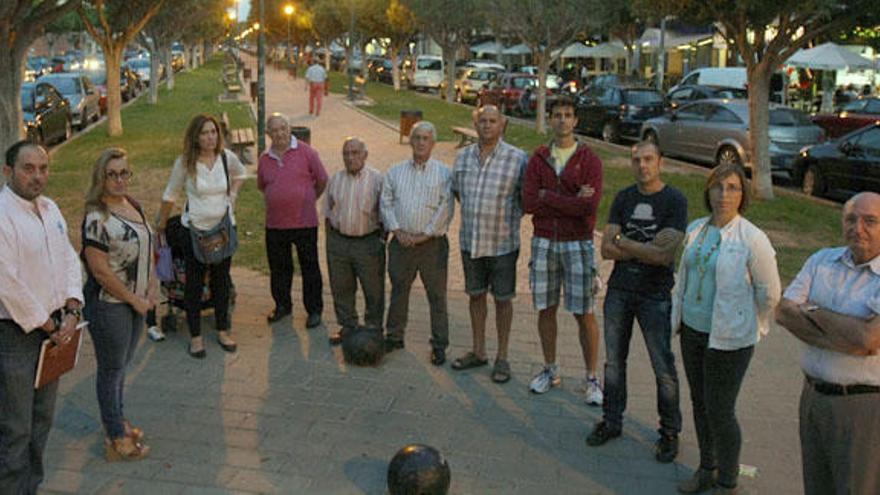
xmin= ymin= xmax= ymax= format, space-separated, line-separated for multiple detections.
xmin=283 ymin=4 xmax=294 ymax=66
xmin=257 ymin=0 xmax=266 ymax=154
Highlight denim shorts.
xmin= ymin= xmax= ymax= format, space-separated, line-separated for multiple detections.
xmin=461 ymin=250 xmax=518 ymax=301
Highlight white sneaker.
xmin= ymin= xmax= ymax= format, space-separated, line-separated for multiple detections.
xmin=529 ymin=365 xmax=561 ymax=394
xmin=584 ymin=376 xmax=603 ymax=406
xmin=147 ymin=326 xmax=165 ymax=342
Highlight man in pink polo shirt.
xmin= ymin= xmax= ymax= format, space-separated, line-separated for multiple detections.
xmin=258 ymin=113 xmax=328 ymax=328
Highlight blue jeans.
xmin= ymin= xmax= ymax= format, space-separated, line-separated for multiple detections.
xmin=88 ymin=301 xmax=143 ymax=439
xmin=0 ymin=320 xmax=58 ymax=495
xmin=602 ymin=288 xmax=681 ymax=436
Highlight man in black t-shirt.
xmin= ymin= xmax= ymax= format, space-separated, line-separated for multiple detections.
xmin=586 ymin=141 xmax=688 ymax=464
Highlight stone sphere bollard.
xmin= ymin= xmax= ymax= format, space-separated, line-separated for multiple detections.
xmin=387 ymin=444 xmax=450 ymax=495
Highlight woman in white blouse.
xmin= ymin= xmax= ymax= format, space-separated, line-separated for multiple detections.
xmin=82 ymin=148 xmax=156 ymax=461
xmin=671 ymin=164 xmax=781 ymax=494
xmin=157 ymin=114 xmax=246 ymax=358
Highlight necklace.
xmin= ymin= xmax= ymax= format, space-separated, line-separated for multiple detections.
xmin=692 ymin=222 xmax=721 ymax=302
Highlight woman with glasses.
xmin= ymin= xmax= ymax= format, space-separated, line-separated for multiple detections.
xmin=671 ymin=164 xmax=781 ymax=494
xmin=157 ymin=114 xmax=246 ymax=358
xmin=82 ymin=148 xmax=156 ymax=461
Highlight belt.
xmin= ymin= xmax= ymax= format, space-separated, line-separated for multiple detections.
xmin=330 ymin=226 xmax=379 ymax=240
xmin=806 ymin=375 xmax=880 ymax=396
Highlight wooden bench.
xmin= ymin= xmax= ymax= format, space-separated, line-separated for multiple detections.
xmin=451 ymin=126 xmax=478 ymax=148
xmin=220 ymin=112 xmax=255 ymax=163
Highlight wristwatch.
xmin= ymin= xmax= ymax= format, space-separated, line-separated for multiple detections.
xmin=65 ymin=307 xmax=82 ymax=320
xmin=804 ymin=304 xmax=820 ymax=312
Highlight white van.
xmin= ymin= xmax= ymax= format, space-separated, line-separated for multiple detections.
xmin=412 ymin=55 xmax=444 ymax=91
xmin=670 ymin=67 xmax=786 ymax=102
xmin=672 ymin=67 xmax=748 ymax=92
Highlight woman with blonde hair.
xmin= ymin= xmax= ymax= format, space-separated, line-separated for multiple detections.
xmin=672 ymin=164 xmax=781 ymax=494
xmin=82 ymin=147 xmax=156 ymax=461
xmin=157 ymin=114 xmax=246 ymax=358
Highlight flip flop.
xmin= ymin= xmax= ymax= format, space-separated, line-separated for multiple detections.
xmin=491 ymin=359 xmax=511 ymax=383
xmin=451 ymin=352 xmax=489 ymax=370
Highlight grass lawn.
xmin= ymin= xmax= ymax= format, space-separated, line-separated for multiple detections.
xmin=47 ymin=56 xmax=266 ymax=271
xmin=330 ymin=72 xmax=843 ymax=282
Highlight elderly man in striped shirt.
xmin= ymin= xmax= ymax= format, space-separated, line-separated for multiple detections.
xmin=450 ymin=105 xmax=527 ymax=383
xmin=380 ymin=121 xmax=454 ymax=366
xmin=324 ymin=138 xmax=385 ymax=345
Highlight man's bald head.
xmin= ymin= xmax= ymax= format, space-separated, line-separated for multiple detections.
xmin=474 ymin=104 xmax=505 ymax=146
xmin=843 ymin=192 xmax=880 ymax=264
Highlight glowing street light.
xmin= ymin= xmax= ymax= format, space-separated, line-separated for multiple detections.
xmin=283 ymin=4 xmax=295 ymax=62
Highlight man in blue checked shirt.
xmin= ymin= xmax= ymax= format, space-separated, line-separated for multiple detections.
xmin=450 ymin=105 xmax=527 ymax=384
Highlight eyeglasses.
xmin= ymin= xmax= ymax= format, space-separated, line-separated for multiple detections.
xmin=105 ymin=170 xmax=133 ymax=181
xmin=711 ymin=184 xmax=742 ymax=194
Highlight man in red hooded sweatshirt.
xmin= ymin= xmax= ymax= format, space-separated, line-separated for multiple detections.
xmin=522 ymin=96 xmax=603 ymax=402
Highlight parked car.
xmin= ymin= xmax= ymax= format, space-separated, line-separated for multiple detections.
xmin=171 ymin=42 xmax=185 ymax=72
xmin=411 ymin=54 xmax=444 ymax=91
xmin=811 ymin=97 xmax=880 ymax=140
xmin=21 ymin=82 xmax=72 ymax=145
xmin=641 ymin=99 xmax=823 ymax=174
xmin=125 ymin=57 xmax=164 ymax=86
xmin=670 ymin=68 xmax=748 ymax=93
xmin=670 ymin=67 xmax=786 ymax=102
xmin=792 ymin=123 xmax=880 ymax=198
xmin=38 ymin=72 xmax=100 ymax=129
xmin=455 ymin=67 xmax=500 ymax=104
xmin=477 ymin=73 xmax=554 ymax=115
xmin=665 ymin=84 xmax=748 ymax=110
xmin=120 ymin=65 xmax=143 ymax=100
xmin=366 ymin=58 xmax=408 ymax=86
xmin=574 ymin=85 xmax=664 ymax=143
xmin=81 ymin=69 xmax=109 ymax=115
xmin=465 ymin=60 xmax=505 ymax=71
xmin=25 ymin=56 xmax=50 ymax=81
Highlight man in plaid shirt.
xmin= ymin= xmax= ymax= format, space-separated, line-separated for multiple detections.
xmin=451 ymin=105 xmax=527 ymax=383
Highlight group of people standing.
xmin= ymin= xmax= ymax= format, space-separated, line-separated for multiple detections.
xmin=1 ymin=90 xmax=878 ymax=494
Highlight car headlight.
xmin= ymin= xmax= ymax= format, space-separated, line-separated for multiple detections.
xmin=799 ymin=145 xmax=812 ymax=157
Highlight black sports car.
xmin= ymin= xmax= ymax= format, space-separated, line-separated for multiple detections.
xmin=793 ymin=123 xmax=880 ymax=199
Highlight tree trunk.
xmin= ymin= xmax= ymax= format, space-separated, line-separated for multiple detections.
xmin=104 ymin=44 xmax=125 ymax=137
xmin=747 ymin=63 xmax=774 ymax=200
xmin=149 ymin=52 xmax=160 ymax=104
xmin=0 ymin=49 xmax=26 ymax=162
xmin=204 ymin=40 xmax=213 ymax=60
xmin=441 ymin=46 xmax=456 ymax=101
xmin=535 ymin=53 xmax=551 ymax=134
xmin=390 ymin=45 xmax=401 ymax=91
xmin=164 ymin=44 xmax=175 ymax=90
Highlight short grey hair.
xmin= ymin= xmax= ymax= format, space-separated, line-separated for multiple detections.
xmin=267 ymin=112 xmax=290 ymax=128
xmin=410 ymin=121 xmax=437 ymax=141
xmin=343 ymin=136 xmax=368 ymax=153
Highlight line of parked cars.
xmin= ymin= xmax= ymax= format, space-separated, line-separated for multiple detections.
xmin=21 ymin=53 xmax=149 ymax=147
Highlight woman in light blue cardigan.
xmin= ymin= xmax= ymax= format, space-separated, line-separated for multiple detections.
xmin=671 ymin=164 xmax=781 ymax=494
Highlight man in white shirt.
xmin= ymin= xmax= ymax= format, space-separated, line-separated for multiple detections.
xmin=777 ymin=192 xmax=880 ymax=495
xmin=324 ymin=138 xmax=385 ymax=345
xmin=305 ymin=61 xmax=328 ymax=116
xmin=380 ymin=122 xmax=454 ymax=366
xmin=0 ymin=142 xmax=83 ymax=494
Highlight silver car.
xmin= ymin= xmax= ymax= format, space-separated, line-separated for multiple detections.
xmin=37 ymin=72 xmax=100 ymax=130
xmin=640 ymin=99 xmax=824 ymax=174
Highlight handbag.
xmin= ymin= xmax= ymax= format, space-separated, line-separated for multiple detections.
xmin=155 ymin=234 xmax=174 ymax=282
xmin=187 ymin=150 xmax=239 ymax=264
